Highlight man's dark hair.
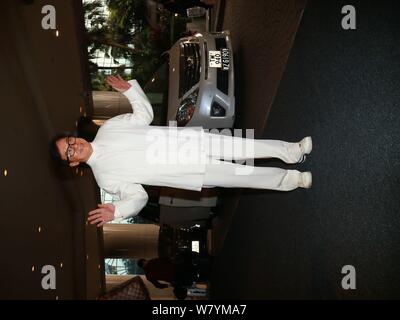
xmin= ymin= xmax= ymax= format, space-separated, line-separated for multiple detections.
xmin=137 ymin=258 xmax=146 ymax=269
xmin=49 ymin=131 xmax=76 ymax=166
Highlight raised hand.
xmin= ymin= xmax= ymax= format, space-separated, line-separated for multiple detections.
xmin=87 ymin=203 xmax=116 ymax=227
xmin=106 ymin=75 xmax=132 ymax=93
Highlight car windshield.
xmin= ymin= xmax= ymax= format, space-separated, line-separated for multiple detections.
xmin=143 ymin=61 xmax=169 ymax=126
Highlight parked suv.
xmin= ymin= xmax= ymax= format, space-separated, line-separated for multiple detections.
xmin=167 ymin=31 xmax=235 ymax=129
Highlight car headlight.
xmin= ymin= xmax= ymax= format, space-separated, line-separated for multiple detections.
xmin=176 ymin=89 xmax=199 ymax=126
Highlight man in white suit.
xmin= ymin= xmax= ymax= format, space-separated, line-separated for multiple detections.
xmin=51 ymin=76 xmax=312 ymax=226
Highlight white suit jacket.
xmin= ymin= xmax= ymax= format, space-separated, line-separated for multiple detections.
xmin=86 ymin=80 xmax=206 ymax=220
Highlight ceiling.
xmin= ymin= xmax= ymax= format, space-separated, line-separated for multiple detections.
xmin=0 ymin=0 xmax=103 ymax=299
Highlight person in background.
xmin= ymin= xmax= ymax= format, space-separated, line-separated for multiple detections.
xmin=137 ymin=256 xmax=195 ymax=290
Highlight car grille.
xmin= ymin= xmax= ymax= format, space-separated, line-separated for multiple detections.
xmin=215 ymin=38 xmax=229 ymax=95
xmin=179 ymin=42 xmax=201 ymax=98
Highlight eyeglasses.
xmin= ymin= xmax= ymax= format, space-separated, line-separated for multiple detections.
xmin=65 ymin=136 xmax=76 ymax=163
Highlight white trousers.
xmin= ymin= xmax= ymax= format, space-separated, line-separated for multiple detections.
xmin=202 ymin=133 xmax=304 ymax=191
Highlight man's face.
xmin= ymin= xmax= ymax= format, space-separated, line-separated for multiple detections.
xmin=56 ymin=137 xmax=91 ymax=167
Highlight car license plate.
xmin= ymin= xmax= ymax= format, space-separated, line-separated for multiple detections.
xmin=209 ymin=48 xmax=230 ymax=70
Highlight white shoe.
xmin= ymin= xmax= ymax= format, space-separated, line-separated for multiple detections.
xmin=299 ymin=136 xmax=312 ymax=155
xmin=297 ymin=154 xmax=307 ymax=164
xmin=298 ymin=172 xmax=312 ymax=189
